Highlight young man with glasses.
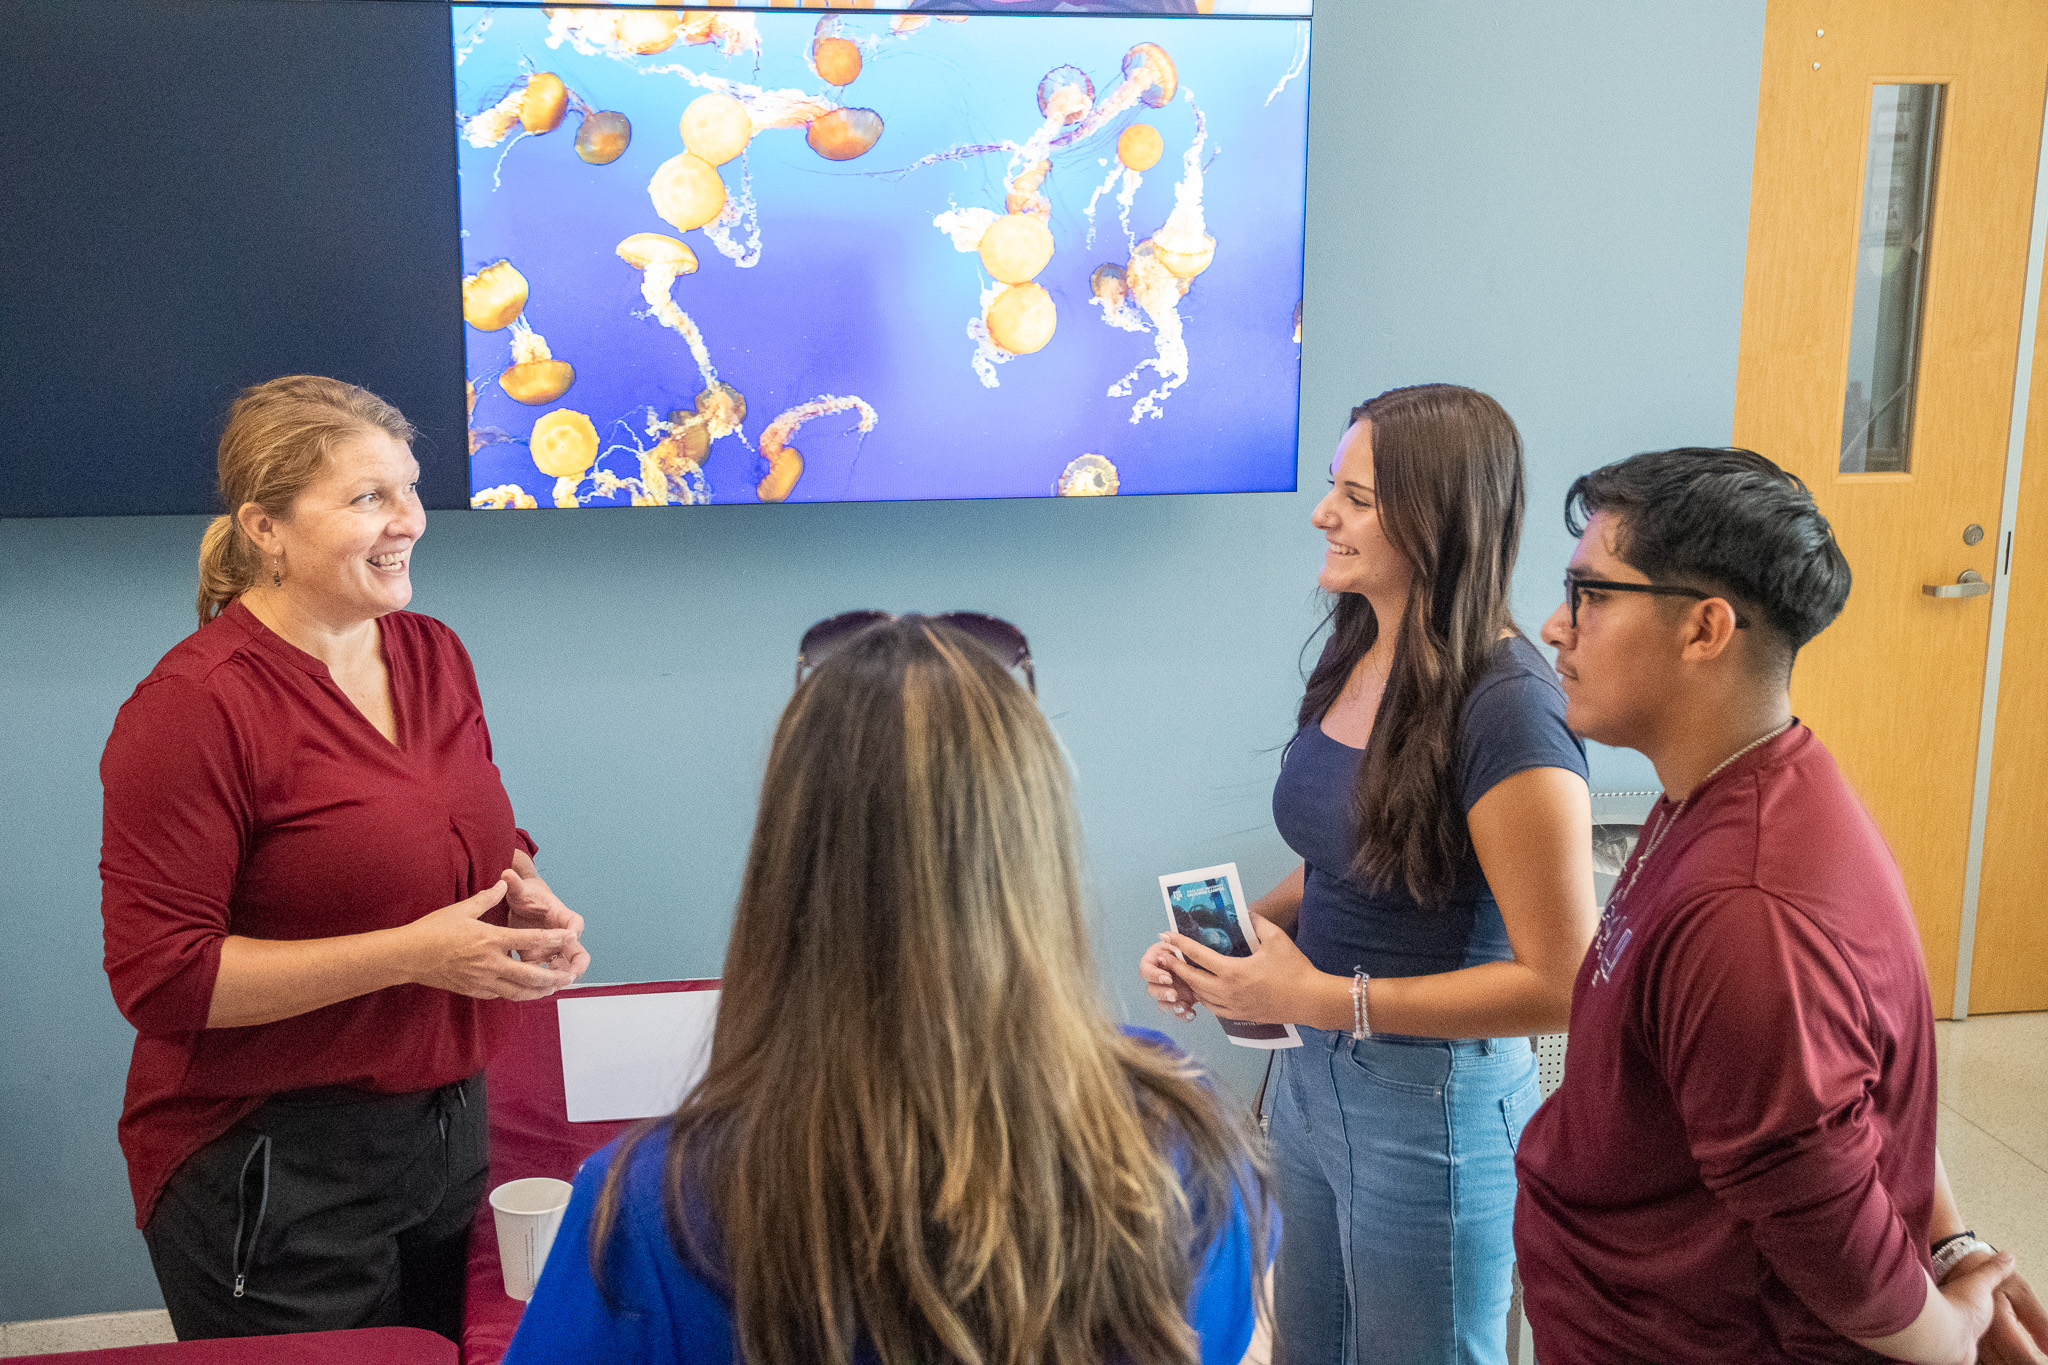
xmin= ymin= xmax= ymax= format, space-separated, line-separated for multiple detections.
xmin=1513 ymin=447 xmax=2046 ymax=1365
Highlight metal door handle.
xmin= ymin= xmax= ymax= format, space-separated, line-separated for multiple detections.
xmin=1923 ymin=570 xmax=1990 ymax=598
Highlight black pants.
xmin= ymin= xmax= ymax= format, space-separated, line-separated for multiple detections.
xmin=143 ymin=1074 xmax=488 ymax=1342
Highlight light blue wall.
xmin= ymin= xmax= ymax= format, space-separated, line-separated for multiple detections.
xmin=0 ymin=1 xmax=1763 ymax=1322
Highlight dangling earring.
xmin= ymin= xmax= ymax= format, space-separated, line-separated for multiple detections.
xmin=272 ymin=557 xmax=283 ymax=589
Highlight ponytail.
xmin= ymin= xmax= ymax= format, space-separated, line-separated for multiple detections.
xmin=196 ymin=514 xmax=258 ymax=626
xmin=197 ymin=376 xmax=417 ymax=628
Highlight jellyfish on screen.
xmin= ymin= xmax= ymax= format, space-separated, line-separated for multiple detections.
xmin=1056 ymin=453 xmax=1120 ymax=497
xmin=756 ymin=394 xmax=880 ymax=502
xmin=455 ymin=8 xmax=1311 ymax=506
xmin=916 ymin=41 xmax=1181 ymax=388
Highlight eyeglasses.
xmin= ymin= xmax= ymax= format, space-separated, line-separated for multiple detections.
xmin=795 ymin=611 xmax=1035 ymax=694
xmin=1562 ymin=574 xmax=1751 ymax=630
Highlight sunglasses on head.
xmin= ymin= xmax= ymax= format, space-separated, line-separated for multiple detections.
xmin=1562 ymin=572 xmax=1751 ymax=630
xmin=795 ymin=611 xmax=1035 ymax=694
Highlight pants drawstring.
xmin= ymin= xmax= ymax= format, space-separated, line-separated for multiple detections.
xmin=231 ymin=1135 xmax=272 ymax=1300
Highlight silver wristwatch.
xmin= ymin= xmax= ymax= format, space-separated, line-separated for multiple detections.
xmin=1932 ymin=1233 xmax=1997 ymax=1284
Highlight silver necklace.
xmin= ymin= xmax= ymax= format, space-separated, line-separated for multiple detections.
xmin=1608 ymin=720 xmax=1794 ymax=914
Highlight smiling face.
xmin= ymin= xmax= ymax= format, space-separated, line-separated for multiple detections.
xmin=1312 ymin=420 xmax=1413 ymax=602
xmin=262 ymin=428 xmax=425 ymax=627
xmin=1539 ymin=510 xmax=1684 ymax=750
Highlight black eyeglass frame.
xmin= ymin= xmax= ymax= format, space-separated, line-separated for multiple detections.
xmin=794 ymin=610 xmax=1036 ymax=694
xmin=1562 ymin=574 xmax=1751 ymax=630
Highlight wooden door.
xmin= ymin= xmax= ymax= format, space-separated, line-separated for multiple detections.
xmin=1733 ymin=0 xmax=2048 ymax=1016
xmin=1970 ymin=261 xmax=2048 ymax=1014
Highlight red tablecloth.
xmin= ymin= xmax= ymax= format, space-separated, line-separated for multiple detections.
xmin=461 ymin=981 xmax=717 ymax=1365
xmin=1 ymin=1327 xmax=455 ymax=1364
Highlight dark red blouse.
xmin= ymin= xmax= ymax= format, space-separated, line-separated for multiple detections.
xmin=100 ymin=600 xmax=535 ymax=1228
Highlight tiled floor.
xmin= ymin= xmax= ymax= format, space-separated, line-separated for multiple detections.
xmin=0 ymin=1310 xmax=174 ymax=1357
xmin=1936 ymin=1011 xmax=2048 ymax=1274
xmin=5 ymin=1016 xmax=2042 ymax=1358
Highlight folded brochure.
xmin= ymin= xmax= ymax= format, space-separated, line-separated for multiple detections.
xmin=1159 ymin=862 xmax=1302 ymax=1049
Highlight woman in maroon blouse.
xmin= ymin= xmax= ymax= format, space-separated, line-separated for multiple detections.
xmin=99 ymin=375 xmax=590 ymax=1342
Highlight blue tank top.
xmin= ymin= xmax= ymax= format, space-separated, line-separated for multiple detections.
xmin=1273 ymin=634 xmax=1587 ymax=983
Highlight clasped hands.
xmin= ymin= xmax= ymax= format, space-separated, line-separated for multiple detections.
xmin=1141 ymin=912 xmax=1321 ymax=1028
xmin=407 ymin=849 xmax=590 ymax=1002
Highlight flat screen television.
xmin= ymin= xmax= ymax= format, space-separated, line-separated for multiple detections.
xmin=453 ymin=4 xmax=1311 ymax=508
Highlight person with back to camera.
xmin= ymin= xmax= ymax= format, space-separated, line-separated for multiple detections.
xmin=1139 ymin=383 xmax=1599 ymax=1364
xmin=503 ymin=614 xmax=1273 ymax=1365
xmin=1514 ymin=447 xmax=2048 ymax=1365
xmin=99 ymin=375 xmax=591 ymax=1341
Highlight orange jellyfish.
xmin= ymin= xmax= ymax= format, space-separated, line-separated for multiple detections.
xmin=616 ymin=232 xmax=700 ymax=284
xmin=635 ymin=429 xmax=712 ymax=506
xmin=500 ymin=319 xmax=575 ymax=404
xmin=806 ymin=108 xmax=883 ymax=161
xmin=530 ymin=408 xmax=598 ymax=479
xmin=472 ymin=484 xmax=539 ymax=510
xmin=978 ymin=213 xmax=1054 ymax=285
xmin=463 ymin=261 xmax=528 ymax=331
xmin=681 ymin=93 xmax=751 ymax=167
xmin=1117 ymin=123 xmax=1163 ymax=172
xmin=692 ymin=382 xmax=747 ymax=440
xmin=755 ymin=394 xmax=878 ymax=503
xmin=1005 ymin=159 xmax=1052 ymax=218
xmin=1056 ymin=453 xmax=1119 ymax=497
xmin=1123 ymin=43 xmax=1177 ymax=109
xmin=813 ymin=34 xmax=862 ymax=87
xmin=985 ymin=283 xmax=1056 ymax=356
xmin=1149 ymin=110 xmax=1216 ymax=281
xmin=1151 ymin=227 xmax=1215 ymax=281
xmin=575 ymin=110 xmax=631 ymax=164
xmin=649 ymin=152 xmax=728 ymax=232
xmin=1090 ymin=263 xmax=1128 ymax=309
xmin=618 ymin=233 xmax=719 ymax=388
xmin=614 ymin=10 xmax=679 ymax=54
xmin=522 ymin=73 xmax=568 ymax=133
xmin=1037 ymin=66 xmax=1094 ymax=124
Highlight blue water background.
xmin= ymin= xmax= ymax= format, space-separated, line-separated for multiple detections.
xmin=455 ymin=8 xmax=1310 ymax=505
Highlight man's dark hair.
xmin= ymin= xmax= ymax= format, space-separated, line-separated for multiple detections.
xmin=1563 ymin=447 xmax=1851 ymax=678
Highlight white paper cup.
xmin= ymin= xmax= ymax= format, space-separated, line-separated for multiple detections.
xmin=490 ymin=1176 xmax=574 ymax=1301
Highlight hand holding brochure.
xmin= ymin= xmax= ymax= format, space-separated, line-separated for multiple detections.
xmin=1158 ymin=863 xmax=1303 ymax=1050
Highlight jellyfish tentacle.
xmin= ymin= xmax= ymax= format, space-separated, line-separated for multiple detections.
xmin=756 ymin=394 xmax=878 ymax=503
xmin=1266 ymin=22 xmax=1310 ymax=106
xmin=615 ymin=234 xmax=720 ymax=390
xmin=1107 ymin=95 xmax=1211 ymax=423
xmin=702 ymin=152 xmax=763 ymax=268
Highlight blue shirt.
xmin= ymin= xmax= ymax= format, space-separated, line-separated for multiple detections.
xmin=504 ymin=1029 xmax=1263 ymax=1365
xmin=1274 ymin=634 xmax=1586 ymax=985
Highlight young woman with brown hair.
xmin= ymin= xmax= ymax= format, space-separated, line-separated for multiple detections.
xmin=1140 ymin=384 xmax=1597 ymax=1364
xmin=506 ymin=616 xmax=1271 ymax=1365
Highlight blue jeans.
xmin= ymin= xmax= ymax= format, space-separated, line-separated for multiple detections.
xmin=1269 ymin=1027 xmax=1538 ymax=1365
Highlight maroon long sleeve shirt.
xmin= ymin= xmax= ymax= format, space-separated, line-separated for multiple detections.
xmin=1515 ymin=725 xmax=1937 ymax=1363
xmin=100 ymin=600 xmax=534 ymax=1228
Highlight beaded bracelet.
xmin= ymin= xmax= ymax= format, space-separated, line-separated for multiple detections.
xmin=1350 ymin=966 xmax=1371 ymax=1041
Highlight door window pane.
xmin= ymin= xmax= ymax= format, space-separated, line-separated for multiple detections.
xmin=1840 ymin=84 xmax=1944 ymax=474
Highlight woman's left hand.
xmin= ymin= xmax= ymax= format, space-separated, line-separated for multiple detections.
xmin=1162 ymin=913 xmax=1324 ymax=1026
xmin=502 ymin=850 xmax=591 ymax=983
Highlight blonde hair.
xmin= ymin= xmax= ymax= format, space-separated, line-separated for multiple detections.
xmin=197 ymin=375 xmax=417 ymax=626
xmin=592 ymin=618 xmax=1269 ymax=1365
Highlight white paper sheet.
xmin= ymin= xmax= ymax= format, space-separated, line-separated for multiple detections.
xmin=556 ymin=989 xmax=721 ymax=1123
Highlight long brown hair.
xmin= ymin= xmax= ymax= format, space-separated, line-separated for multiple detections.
xmin=591 ymin=618 xmax=1268 ymax=1365
xmin=1295 ymin=384 xmax=1526 ymax=906
xmin=197 ymin=375 xmax=416 ymax=626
